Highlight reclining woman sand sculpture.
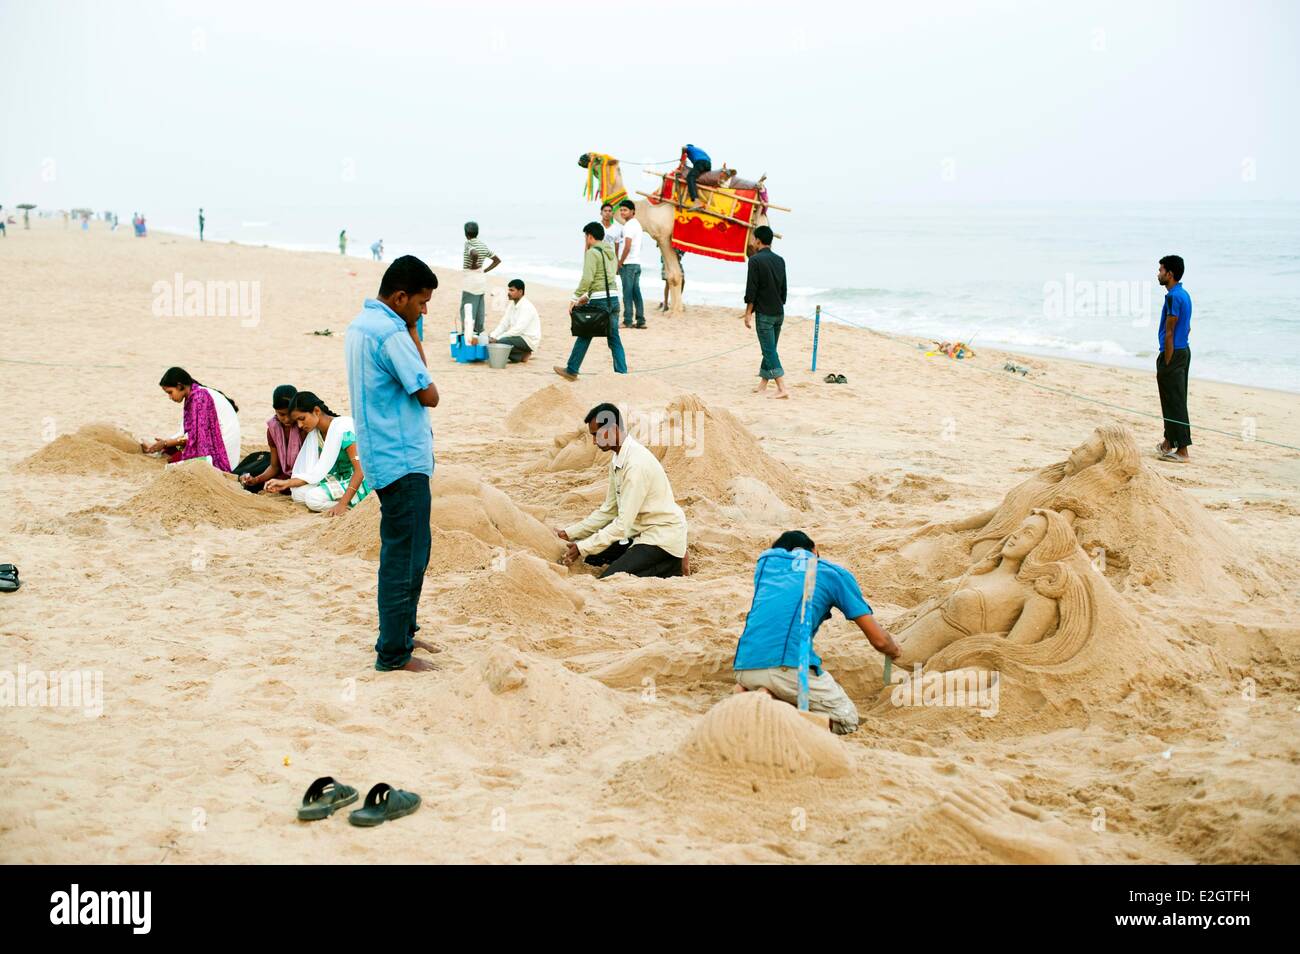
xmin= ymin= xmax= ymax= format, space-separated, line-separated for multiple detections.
xmin=920 ymin=423 xmax=1139 ymax=561
xmin=894 ymin=508 xmax=1091 ymax=668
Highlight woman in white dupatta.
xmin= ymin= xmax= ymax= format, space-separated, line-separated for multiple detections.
xmin=264 ymin=391 xmax=369 ymax=516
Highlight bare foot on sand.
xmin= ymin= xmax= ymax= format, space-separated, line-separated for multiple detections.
xmin=938 ymin=787 xmax=1080 ymax=864
xmin=395 ymin=657 xmax=438 ymax=673
xmin=753 ymin=382 xmax=768 ymax=393
xmin=771 ymin=391 xmax=790 ymax=400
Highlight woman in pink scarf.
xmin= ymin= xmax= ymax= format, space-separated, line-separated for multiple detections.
xmin=240 ymin=384 xmax=304 ymax=492
xmin=139 ymin=367 xmax=240 ymax=472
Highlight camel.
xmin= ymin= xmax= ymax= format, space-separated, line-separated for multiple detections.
xmin=579 ymin=152 xmax=770 ymax=317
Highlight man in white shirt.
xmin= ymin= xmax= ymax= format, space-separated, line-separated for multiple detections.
xmin=488 ymin=279 xmax=542 ymax=363
xmin=600 ymin=202 xmax=623 ymax=261
xmin=616 ymin=200 xmax=646 ymax=329
xmin=555 ymin=402 xmax=690 ymax=578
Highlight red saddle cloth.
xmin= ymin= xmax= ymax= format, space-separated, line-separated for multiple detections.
xmin=656 ymin=176 xmax=758 ymax=264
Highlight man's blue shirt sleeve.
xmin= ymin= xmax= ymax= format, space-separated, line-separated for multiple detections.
xmin=382 ymin=331 xmax=432 ymax=395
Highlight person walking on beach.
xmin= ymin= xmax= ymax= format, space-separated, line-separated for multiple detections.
xmin=371 ymin=238 xmax=383 ymax=262
xmin=339 ymin=229 xmax=347 ymax=255
xmin=345 ymin=255 xmax=441 ymax=673
xmin=461 ymin=221 xmax=501 ymax=339
xmin=744 ymin=225 xmax=789 ymax=399
xmin=198 ymin=207 xmax=205 ymax=241
xmin=679 ymin=143 xmax=712 ymax=209
xmin=554 ymin=222 xmax=626 ymax=380
xmin=1155 ymin=254 xmax=1192 ymax=462
xmin=616 ymin=200 xmax=646 ymax=329
xmin=555 ymin=403 xmax=689 ymax=578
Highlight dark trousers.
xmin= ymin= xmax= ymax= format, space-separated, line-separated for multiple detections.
xmin=374 ymin=473 xmax=431 ymax=670
xmin=585 ymin=540 xmax=683 ymax=579
xmin=497 ymin=335 xmax=532 ymax=363
xmin=1156 ymin=348 xmax=1192 ymax=448
xmin=686 ymin=160 xmax=711 ymax=201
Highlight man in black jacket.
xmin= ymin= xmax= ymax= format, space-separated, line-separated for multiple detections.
xmin=743 ymin=225 xmax=789 ymax=399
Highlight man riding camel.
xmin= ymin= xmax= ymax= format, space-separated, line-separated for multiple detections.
xmin=679 ymin=144 xmax=712 ymax=209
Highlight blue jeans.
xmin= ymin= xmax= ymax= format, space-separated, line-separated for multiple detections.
xmin=374 ymin=473 xmax=431 ymax=671
xmin=620 ymin=264 xmax=644 ymax=325
xmin=756 ymin=313 xmax=785 ymax=380
xmin=566 ymin=298 xmax=627 ymax=374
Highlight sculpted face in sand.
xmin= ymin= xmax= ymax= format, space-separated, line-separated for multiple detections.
xmin=894 ymin=509 xmax=1092 ymax=667
xmin=943 ymin=424 xmax=1139 ymax=561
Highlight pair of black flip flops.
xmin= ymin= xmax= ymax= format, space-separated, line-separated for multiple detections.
xmin=0 ymin=564 xmax=19 ymax=593
xmin=297 ymin=776 xmax=421 ymax=827
xmin=823 ymin=373 xmax=848 ymax=384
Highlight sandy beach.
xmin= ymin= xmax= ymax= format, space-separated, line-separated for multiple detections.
xmin=2 ymin=221 xmax=1298 ymax=864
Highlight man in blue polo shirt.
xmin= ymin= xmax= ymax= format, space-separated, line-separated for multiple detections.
xmin=1155 ymin=254 xmax=1193 ymax=462
xmin=345 ymin=255 xmax=441 ymax=672
xmin=732 ymin=531 xmax=900 ymax=734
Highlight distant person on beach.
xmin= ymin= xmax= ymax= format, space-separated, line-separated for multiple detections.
xmin=240 ymin=385 xmax=303 ymax=493
xmin=371 ymin=238 xmax=383 ymax=262
xmin=198 ymin=208 xmax=205 ymax=241
xmin=554 ymin=222 xmax=626 ymax=380
xmin=141 ymin=367 xmax=241 ymax=472
xmin=732 ymin=531 xmax=901 ymax=734
xmin=659 ymin=247 xmax=684 ymax=311
xmin=461 ymin=221 xmax=501 ymax=339
xmin=616 ymin=199 xmax=646 ymax=329
xmin=555 ymin=403 xmax=689 ymax=578
xmin=600 ymin=201 xmax=623 ymax=261
xmin=488 ymin=279 xmax=541 ymax=363
xmin=345 ymin=255 xmax=440 ymax=673
xmin=339 ymin=229 xmax=347 ymax=255
xmin=264 ymin=392 xmax=370 ymax=515
xmin=679 ymin=143 xmax=712 ymax=208
xmin=744 ymin=225 xmax=789 ymax=399
xmin=1155 ymin=254 xmax=1192 ymax=463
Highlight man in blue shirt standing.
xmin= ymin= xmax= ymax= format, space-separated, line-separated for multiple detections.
xmin=732 ymin=531 xmax=900 ymax=734
xmin=345 ymin=256 xmax=441 ymax=672
xmin=1155 ymin=254 xmax=1193 ymax=462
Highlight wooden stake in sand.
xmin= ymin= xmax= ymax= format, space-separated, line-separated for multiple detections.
xmin=796 ymin=551 xmax=820 ymax=712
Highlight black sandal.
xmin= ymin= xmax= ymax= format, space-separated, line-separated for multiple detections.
xmin=0 ymin=564 xmax=19 ymax=593
xmin=297 ymin=776 xmax=359 ymax=821
xmin=348 ymin=783 xmax=422 ymax=827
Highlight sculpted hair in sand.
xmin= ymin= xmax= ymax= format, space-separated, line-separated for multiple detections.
xmin=971 ymin=423 xmax=1139 ymax=549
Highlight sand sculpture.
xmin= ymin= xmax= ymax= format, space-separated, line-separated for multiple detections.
xmin=896 ymin=422 xmax=1276 ymax=598
xmin=679 ymin=691 xmax=851 ymax=778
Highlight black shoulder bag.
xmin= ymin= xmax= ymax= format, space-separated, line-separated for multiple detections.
xmin=570 ymin=251 xmax=612 ymax=338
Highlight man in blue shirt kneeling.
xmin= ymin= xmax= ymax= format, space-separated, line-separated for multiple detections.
xmin=733 ymin=530 xmax=900 ymax=734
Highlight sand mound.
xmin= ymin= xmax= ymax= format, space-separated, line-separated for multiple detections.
xmin=446 ymin=553 xmax=584 ymax=630
xmin=113 ymin=458 xmax=290 ymax=529
xmin=506 ymin=377 xmax=681 ymax=437
xmin=16 ymin=424 xmax=163 ymax=477
xmin=318 ymin=465 xmax=565 ymax=569
xmin=451 ymin=646 xmax=632 ymax=751
xmin=679 ymin=692 xmax=852 ymax=778
xmin=586 ymin=640 xmax=732 ymax=689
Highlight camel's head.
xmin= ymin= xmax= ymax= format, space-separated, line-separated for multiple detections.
xmin=578 ymin=152 xmax=594 ymax=169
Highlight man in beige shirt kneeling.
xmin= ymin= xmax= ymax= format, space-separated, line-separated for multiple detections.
xmin=555 ymin=402 xmax=690 ymax=578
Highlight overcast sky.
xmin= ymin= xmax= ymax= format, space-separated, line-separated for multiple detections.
xmin=2 ymin=0 xmax=1297 ymax=212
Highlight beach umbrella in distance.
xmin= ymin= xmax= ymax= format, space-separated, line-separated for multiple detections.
xmin=17 ymin=203 xmax=35 ymax=229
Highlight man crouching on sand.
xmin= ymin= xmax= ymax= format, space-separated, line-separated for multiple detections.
xmin=555 ymin=402 xmax=690 ymax=578
xmin=345 ymin=255 xmax=441 ymax=672
xmin=732 ymin=531 xmax=900 ymax=733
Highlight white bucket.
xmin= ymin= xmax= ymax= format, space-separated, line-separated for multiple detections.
xmin=487 ymin=343 xmax=512 ymax=369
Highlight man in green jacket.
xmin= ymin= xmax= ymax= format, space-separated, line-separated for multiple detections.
xmin=554 ymin=222 xmax=628 ymax=380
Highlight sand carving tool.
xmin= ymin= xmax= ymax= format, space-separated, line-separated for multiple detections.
xmin=796 ymin=551 xmax=819 ymax=712
xmin=883 ymin=657 xmax=892 ymax=686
